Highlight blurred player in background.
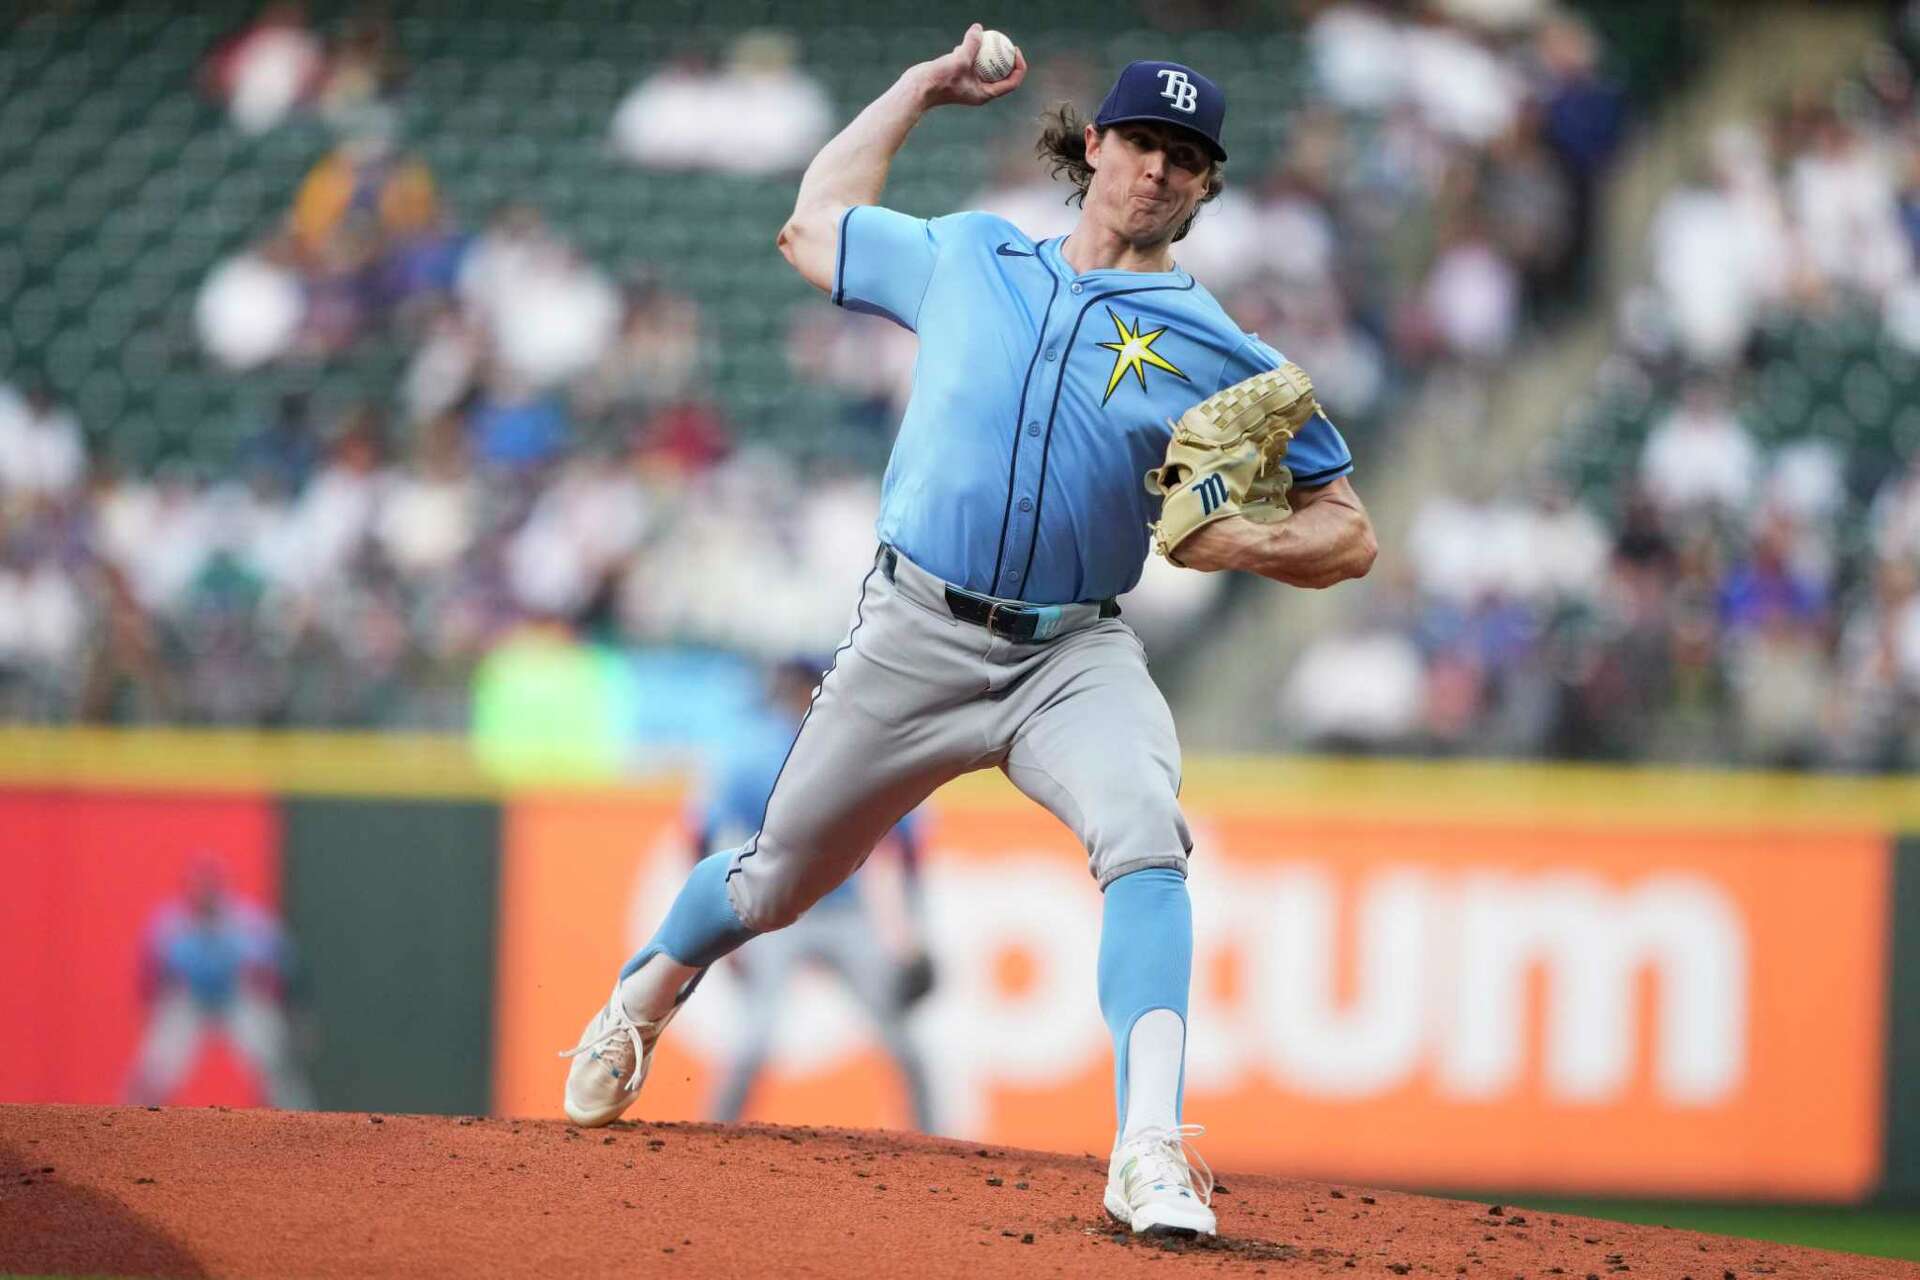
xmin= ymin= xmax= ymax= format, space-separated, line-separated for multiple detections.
xmin=694 ymin=658 xmax=937 ymax=1130
xmin=124 ymin=860 xmax=315 ymax=1110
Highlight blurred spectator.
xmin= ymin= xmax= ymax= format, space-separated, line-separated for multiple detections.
xmin=610 ymin=49 xmax=719 ymax=171
xmin=202 ymin=2 xmax=323 ymax=135
xmin=400 ymin=302 xmax=484 ymax=426
xmin=577 ymin=279 xmax=709 ymax=422
xmin=1307 ymin=2 xmax=1404 ymax=113
xmin=1871 ymin=454 xmax=1920 ymax=564
xmin=612 ymin=31 xmax=832 ymax=177
xmin=1638 ymin=379 xmax=1759 ymax=517
xmin=1649 ymin=139 xmax=1791 ymax=365
xmin=196 ymin=237 xmax=307 ymax=370
xmin=634 ymin=398 xmax=735 ymax=477
xmin=1416 ymin=219 xmax=1521 ymax=361
xmin=289 ymin=120 xmax=438 ymax=260
xmin=710 ymin=31 xmax=835 ymax=177
xmin=282 ymin=408 xmax=387 ymax=590
xmin=1789 ymin=112 xmax=1913 ymax=301
xmin=1283 ymin=622 xmax=1427 ymax=750
xmin=377 ymin=412 xmax=477 ymax=580
xmin=1718 ymin=516 xmax=1831 ymax=765
xmin=1403 ymin=10 xmax=1523 ymax=145
xmin=1832 ymin=559 xmax=1920 ymax=769
xmin=1434 ymin=0 xmax=1551 ymax=31
xmin=0 ymin=537 xmax=86 ymax=713
xmin=1531 ymin=13 xmax=1626 ymax=300
xmin=76 ymin=556 xmax=179 ymax=725
xmin=1483 ymin=122 xmax=1575 ymax=309
xmin=471 ymin=386 xmax=571 ymax=472
xmin=458 ymin=206 xmax=619 ymax=390
xmin=0 ymin=382 xmax=87 ymax=501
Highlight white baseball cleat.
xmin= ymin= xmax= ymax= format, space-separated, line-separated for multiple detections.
xmin=1104 ymin=1123 xmax=1218 ymax=1236
xmin=559 ymin=982 xmax=676 ymax=1128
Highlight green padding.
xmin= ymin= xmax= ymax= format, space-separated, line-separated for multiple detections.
xmin=282 ymin=797 xmax=500 ymax=1115
xmin=1887 ymin=839 xmax=1920 ymax=1202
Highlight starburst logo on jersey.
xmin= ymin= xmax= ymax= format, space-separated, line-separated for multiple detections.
xmin=1097 ymin=308 xmax=1189 ymax=405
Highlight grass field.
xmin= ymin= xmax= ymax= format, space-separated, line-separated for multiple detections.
xmin=1514 ymin=1201 xmax=1920 ymax=1263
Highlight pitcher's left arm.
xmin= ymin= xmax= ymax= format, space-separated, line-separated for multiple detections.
xmin=1175 ymin=476 xmax=1376 ymax=588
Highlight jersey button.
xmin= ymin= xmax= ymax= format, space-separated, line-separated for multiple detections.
xmin=1026 ymin=422 xmax=1039 ymax=437
xmin=1071 ymin=283 xmax=1083 ymax=295
xmin=1018 ymin=497 xmax=1032 ymax=512
xmin=1044 ymin=349 xmax=1056 ymax=361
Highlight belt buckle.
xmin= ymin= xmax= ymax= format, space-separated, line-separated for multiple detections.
xmin=985 ymin=601 xmax=1005 ymax=637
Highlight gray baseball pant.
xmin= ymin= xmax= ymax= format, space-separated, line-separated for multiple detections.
xmin=724 ymin=546 xmax=1192 ymax=935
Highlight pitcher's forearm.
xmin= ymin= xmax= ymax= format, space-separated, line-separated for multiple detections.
xmin=1239 ymin=498 xmax=1377 ymax=587
xmin=1176 ymin=479 xmax=1377 ymax=586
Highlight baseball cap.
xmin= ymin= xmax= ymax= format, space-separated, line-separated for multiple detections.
xmin=1093 ymin=60 xmax=1228 ymax=162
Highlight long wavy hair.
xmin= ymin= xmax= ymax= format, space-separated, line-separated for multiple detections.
xmin=1034 ymin=103 xmax=1225 ymax=243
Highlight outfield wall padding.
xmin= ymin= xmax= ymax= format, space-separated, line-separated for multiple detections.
xmin=281 ymin=797 xmax=500 ymax=1115
xmin=5 ymin=732 xmax=1920 ymax=1202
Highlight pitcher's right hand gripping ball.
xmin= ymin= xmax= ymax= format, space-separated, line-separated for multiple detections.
xmin=1144 ymin=362 xmax=1321 ymax=566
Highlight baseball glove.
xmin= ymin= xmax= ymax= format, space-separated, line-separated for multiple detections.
xmin=1143 ymin=362 xmax=1321 ymax=566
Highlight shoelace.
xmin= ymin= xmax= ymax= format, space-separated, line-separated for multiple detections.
xmin=1122 ymin=1123 xmax=1214 ymax=1207
xmin=558 ymin=1000 xmax=660 ymax=1095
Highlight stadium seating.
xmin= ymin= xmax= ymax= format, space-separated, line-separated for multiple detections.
xmin=0 ymin=0 xmax=1317 ymax=470
xmin=1551 ymin=301 xmax=1920 ymax=572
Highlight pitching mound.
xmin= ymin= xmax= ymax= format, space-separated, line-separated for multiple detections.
xmin=0 ymin=1106 xmax=1910 ymax=1279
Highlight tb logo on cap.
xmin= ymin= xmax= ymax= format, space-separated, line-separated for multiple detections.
xmin=1156 ymin=68 xmax=1198 ymax=113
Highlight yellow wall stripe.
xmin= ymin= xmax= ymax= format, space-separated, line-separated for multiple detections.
xmin=1 ymin=727 xmax=1915 ymax=826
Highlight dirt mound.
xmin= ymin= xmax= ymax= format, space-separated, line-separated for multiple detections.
xmin=0 ymin=1105 xmax=1910 ymax=1279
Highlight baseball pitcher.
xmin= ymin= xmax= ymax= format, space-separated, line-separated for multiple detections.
xmin=564 ymin=26 xmax=1376 ymax=1238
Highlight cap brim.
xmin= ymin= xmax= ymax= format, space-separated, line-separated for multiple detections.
xmin=1096 ymin=113 xmax=1227 ymax=162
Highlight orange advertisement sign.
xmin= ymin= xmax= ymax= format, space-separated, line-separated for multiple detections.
xmin=493 ymin=792 xmax=1889 ymax=1200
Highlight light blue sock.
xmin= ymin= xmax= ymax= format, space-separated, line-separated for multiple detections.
xmin=1098 ymin=866 xmax=1193 ymax=1130
xmin=618 ymin=850 xmax=758 ymax=979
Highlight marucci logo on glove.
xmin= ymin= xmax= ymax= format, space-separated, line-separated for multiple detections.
xmin=1193 ymin=474 xmax=1228 ymax=516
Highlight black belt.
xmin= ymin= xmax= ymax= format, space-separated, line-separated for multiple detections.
xmin=881 ymin=547 xmax=1118 ymax=642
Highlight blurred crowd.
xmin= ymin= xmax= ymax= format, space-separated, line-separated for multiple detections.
xmin=79 ymin=2 xmax=1920 ymax=772
xmin=1289 ymin=22 xmax=1920 ymax=771
xmin=0 ymin=374 xmax=911 ymax=725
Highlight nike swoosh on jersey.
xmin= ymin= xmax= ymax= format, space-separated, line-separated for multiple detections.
xmin=995 ymin=243 xmax=1035 ymax=257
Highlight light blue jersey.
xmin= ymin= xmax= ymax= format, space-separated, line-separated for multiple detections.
xmin=834 ymin=207 xmax=1354 ymax=605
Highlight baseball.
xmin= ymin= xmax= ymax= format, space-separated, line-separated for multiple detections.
xmin=974 ymin=29 xmax=1017 ymax=83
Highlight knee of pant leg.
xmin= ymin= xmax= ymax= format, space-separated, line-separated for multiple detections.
xmin=726 ymin=841 xmax=816 ymax=933
xmin=1086 ymin=785 xmax=1192 ymax=888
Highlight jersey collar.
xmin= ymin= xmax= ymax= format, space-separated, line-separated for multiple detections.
xmin=1039 ymin=236 xmax=1190 ymax=288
